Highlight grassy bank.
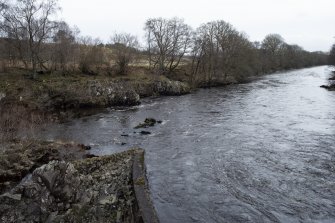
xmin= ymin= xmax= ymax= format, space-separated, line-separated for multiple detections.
xmin=0 ymin=67 xmax=190 ymax=109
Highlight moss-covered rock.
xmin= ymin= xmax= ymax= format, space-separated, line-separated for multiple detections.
xmin=134 ymin=118 xmax=157 ymax=129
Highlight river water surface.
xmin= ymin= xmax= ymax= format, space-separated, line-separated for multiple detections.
xmin=39 ymin=66 xmax=335 ymax=223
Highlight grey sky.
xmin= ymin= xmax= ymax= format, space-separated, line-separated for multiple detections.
xmin=58 ymin=0 xmax=334 ymax=52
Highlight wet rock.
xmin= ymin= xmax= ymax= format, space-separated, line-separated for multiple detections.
xmin=140 ymin=131 xmax=151 ymax=135
xmin=84 ymin=154 xmax=98 ymax=159
xmin=135 ymin=118 xmax=157 ymax=129
xmin=320 ymin=85 xmax=335 ymax=90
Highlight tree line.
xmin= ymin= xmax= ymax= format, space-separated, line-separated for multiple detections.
xmin=329 ymin=43 xmax=335 ymax=67
xmin=0 ymin=0 xmax=330 ymax=86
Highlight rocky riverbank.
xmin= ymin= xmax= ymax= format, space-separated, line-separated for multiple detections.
xmin=0 ymin=74 xmax=190 ymax=114
xmin=0 ymin=141 xmax=157 ymax=222
xmin=0 ymin=72 xmax=182 ymax=222
xmin=0 ymin=141 xmax=91 ymax=194
xmin=320 ymin=71 xmax=335 ymax=91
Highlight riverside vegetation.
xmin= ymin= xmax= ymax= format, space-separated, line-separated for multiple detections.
xmin=0 ymin=0 xmax=334 ymax=222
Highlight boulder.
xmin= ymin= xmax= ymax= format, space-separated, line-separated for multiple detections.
xmin=134 ymin=118 xmax=157 ymax=129
xmin=0 ymin=150 xmax=140 ymax=223
xmin=153 ymin=80 xmax=191 ymax=96
xmin=87 ymin=80 xmax=140 ymax=107
xmin=140 ymin=131 xmax=151 ymax=135
xmin=0 ymin=141 xmax=88 ymax=194
xmin=132 ymin=79 xmax=191 ymax=97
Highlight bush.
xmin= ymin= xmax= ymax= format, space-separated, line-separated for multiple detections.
xmin=0 ymin=101 xmax=47 ymax=143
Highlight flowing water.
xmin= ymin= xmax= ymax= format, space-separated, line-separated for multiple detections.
xmin=38 ymin=66 xmax=335 ymax=222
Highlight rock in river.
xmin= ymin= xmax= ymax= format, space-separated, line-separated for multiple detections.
xmin=134 ymin=118 xmax=157 ymax=129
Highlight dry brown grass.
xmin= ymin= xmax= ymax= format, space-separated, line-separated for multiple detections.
xmin=0 ymin=101 xmax=48 ymax=143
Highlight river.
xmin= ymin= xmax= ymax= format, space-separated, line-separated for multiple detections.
xmin=38 ymin=66 xmax=335 ymax=223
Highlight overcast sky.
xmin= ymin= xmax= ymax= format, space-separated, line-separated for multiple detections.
xmin=58 ymin=0 xmax=334 ymax=52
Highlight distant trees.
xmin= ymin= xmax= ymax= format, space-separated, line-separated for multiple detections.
xmin=190 ymin=21 xmax=236 ymax=85
xmin=145 ymin=18 xmax=192 ymax=74
xmin=261 ymin=34 xmax=284 ymax=71
xmin=261 ymin=34 xmax=284 ymax=54
xmin=0 ymin=12 xmax=329 ymax=81
xmin=257 ymin=34 xmax=328 ymax=73
xmin=78 ymin=37 xmax=106 ymax=75
xmin=329 ymin=44 xmax=335 ymax=66
xmin=190 ymin=21 xmax=261 ymax=86
xmin=0 ymin=0 xmax=60 ymax=77
xmin=52 ymin=22 xmax=79 ymax=73
xmin=110 ymin=33 xmax=139 ymax=75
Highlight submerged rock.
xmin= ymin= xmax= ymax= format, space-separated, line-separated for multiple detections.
xmin=140 ymin=131 xmax=151 ymax=135
xmin=134 ymin=118 xmax=157 ymax=129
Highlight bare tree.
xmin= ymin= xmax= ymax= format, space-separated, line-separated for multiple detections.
xmin=110 ymin=33 xmax=139 ymax=75
xmin=145 ymin=17 xmax=192 ymax=74
xmin=0 ymin=0 xmax=6 ymax=15
xmin=194 ymin=21 xmax=220 ymax=85
xmin=189 ymin=34 xmax=206 ymax=86
xmin=261 ymin=34 xmax=284 ymax=55
xmin=52 ymin=21 xmax=78 ymax=73
xmin=190 ymin=20 xmax=255 ymax=85
xmin=0 ymin=0 xmax=60 ymax=78
xmin=78 ymin=36 xmax=106 ymax=75
xmin=278 ymin=44 xmax=304 ymax=69
xmin=260 ymin=34 xmax=284 ymax=70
